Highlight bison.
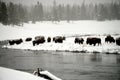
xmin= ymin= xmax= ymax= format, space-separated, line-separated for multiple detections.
xmin=15 ymin=39 xmax=23 ymax=44
xmin=33 ymin=36 xmax=45 ymax=46
xmin=86 ymin=37 xmax=101 ymax=46
xmin=74 ymin=37 xmax=84 ymax=44
xmin=105 ymin=35 xmax=115 ymax=43
xmin=9 ymin=38 xmax=23 ymax=45
xmin=63 ymin=36 xmax=66 ymax=40
xmin=9 ymin=40 xmax=15 ymax=45
xmin=53 ymin=36 xmax=65 ymax=43
xmin=47 ymin=37 xmax=51 ymax=42
xmin=25 ymin=37 xmax=32 ymax=42
xmin=116 ymin=37 xmax=120 ymax=46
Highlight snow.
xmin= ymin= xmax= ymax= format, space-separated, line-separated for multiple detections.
xmin=0 ymin=20 xmax=120 ymax=54
xmin=40 ymin=71 xmax=62 ymax=80
xmin=0 ymin=20 xmax=120 ymax=41
xmin=3 ymin=35 xmax=120 ymax=54
xmin=0 ymin=67 xmax=46 ymax=80
xmin=0 ymin=67 xmax=62 ymax=80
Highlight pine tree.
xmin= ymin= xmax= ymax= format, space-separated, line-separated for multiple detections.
xmin=111 ymin=3 xmax=120 ymax=20
xmin=94 ymin=4 xmax=98 ymax=20
xmin=57 ymin=4 xmax=62 ymax=21
xmin=71 ymin=5 xmax=77 ymax=20
xmin=80 ymin=2 xmax=87 ymax=20
xmin=98 ymin=4 xmax=108 ymax=21
xmin=52 ymin=0 xmax=59 ymax=22
xmin=17 ymin=4 xmax=28 ymax=25
xmin=0 ymin=2 xmax=8 ymax=25
xmin=66 ymin=4 xmax=71 ymax=22
xmin=0 ymin=1 xmax=2 ymax=22
xmin=39 ymin=2 xmax=44 ymax=21
xmin=8 ymin=2 xmax=19 ymax=25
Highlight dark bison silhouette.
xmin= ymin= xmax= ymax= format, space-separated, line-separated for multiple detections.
xmin=116 ymin=37 xmax=120 ymax=46
xmin=47 ymin=37 xmax=51 ymax=42
xmin=9 ymin=39 xmax=23 ymax=45
xmin=53 ymin=36 xmax=65 ymax=43
xmin=63 ymin=36 xmax=66 ymax=40
xmin=33 ymin=36 xmax=45 ymax=46
xmin=105 ymin=35 xmax=115 ymax=43
xmin=74 ymin=37 xmax=84 ymax=44
xmin=86 ymin=37 xmax=101 ymax=46
xmin=25 ymin=37 xmax=32 ymax=42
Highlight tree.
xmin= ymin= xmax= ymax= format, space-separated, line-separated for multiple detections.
xmin=0 ymin=2 xmax=8 ymax=25
xmin=0 ymin=1 xmax=1 ymax=22
xmin=98 ymin=4 xmax=108 ymax=21
xmin=17 ymin=4 xmax=27 ymax=24
xmin=80 ymin=2 xmax=87 ymax=20
xmin=52 ymin=0 xmax=59 ymax=22
xmin=110 ymin=3 xmax=120 ymax=20
xmin=57 ymin=4 xmax=62 ymax=21
xmin=8 ymin=2 xmax=19 ymax=25
xmin=71 ymin=5 xmax=78 ymax=20
xmin=39 ymin=3 xmax=44 ymax=21
xmin=93 ymin=4 xmax=98 ymax=20
xmin=66 ymin=4 xmax=71 ymax=22
xmin=30 ymin=2 xmax=44 ymax=23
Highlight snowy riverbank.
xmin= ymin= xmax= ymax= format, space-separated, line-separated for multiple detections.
xmin=2 ymin=35 xmax=120 ymax=54
xmin=0 ymin=20 xmax=120 ymax=54
xmin=0 ymin=67 xmax=46 ymax=80
xmin=0 ymin=67 xmax=62 ymax=80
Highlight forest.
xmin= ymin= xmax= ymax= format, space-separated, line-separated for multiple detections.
xmin=0 ymin=0 xmax=120 ymax=25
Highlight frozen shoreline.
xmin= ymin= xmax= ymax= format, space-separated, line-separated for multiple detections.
xmin=0 ymin=67 xmax=46 ymax=80
xmin=2 ymin=35 xmax=120 ymax=54
xmin=0 ymin=20 xmax=120 ymax=54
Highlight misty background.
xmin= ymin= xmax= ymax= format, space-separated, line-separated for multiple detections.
xmin=3 ymin=0 xmax=120 ymax=6
xmin=0 ymin=0 xmax=120 ymax=25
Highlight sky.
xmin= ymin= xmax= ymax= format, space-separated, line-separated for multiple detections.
xmin=3 ymin=0 xmax=120 ymax=6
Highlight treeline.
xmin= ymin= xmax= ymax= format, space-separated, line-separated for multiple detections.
xmin=0 ymin=0 xmax=120 ymax=25
xmin=0 ymin=1 xmax=28 ymax=25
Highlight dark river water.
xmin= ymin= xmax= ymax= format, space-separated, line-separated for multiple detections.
xmin=0 ymin=42 xmax=120 ymax=80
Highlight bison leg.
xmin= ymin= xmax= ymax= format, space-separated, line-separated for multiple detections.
xmin=93 ymin=43 xmax=96 ymax=46
xmin=33 ymin=41 xmax=35 ymax=46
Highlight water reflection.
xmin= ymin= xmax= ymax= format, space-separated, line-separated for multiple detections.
xmin=0 ymin=49 xmax=120 ymax=80
xmin=116 ymin=55 xmax=120 ymax=64
xmin=89 ymin=54 xmax=102 ymax=62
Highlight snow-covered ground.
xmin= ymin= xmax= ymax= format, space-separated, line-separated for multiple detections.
xmin=0 ymin=67 xmax=46 ymax=80
xmin=0 ymin=67 xmax=62 ymax=80
xmin=0 ymin=20 xmax=120 ymax=54
xmin=0 ymin=20 xmax=120 ymax=41
xmin=3 ymin=35 xmax=120 ymax=54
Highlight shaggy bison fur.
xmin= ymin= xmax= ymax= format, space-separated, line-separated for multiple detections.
xmin=25 ymin=37 xmax=32 ymax=42
xmin=74 ymin=38 xmax=84 ymax=44
xmin=33 ymin=36 xmax=45 ymax=46
xmin=47 ymin=37 xmax=51 ymax=42
xmin=105 ymin=35 xmax=115 ymax=43
xmin=9 ymin=39 xmax=23 ymax=45
xmin=86 ymin=37 xmax=101 ymax=46
xmin=116 ymin=37 xmax=120 ymax=46
xmin=53 ymin=36 xmax=66 ymax=43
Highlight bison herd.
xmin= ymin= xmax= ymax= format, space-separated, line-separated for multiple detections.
xmin=86 ymin=37 xmax=101 ymax=46
xmin=8 ymin=35 xmax=120 ymax=46
xmin=9 ymin=39 xmax=23 ymax=45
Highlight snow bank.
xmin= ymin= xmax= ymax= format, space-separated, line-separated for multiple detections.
xmin=40 ymin=71 xmax=62 ymax=80
xmin=3 ymin=35 xmax=120 ymax=54
xmin=0 ymin=67 xmax=46 ymax=80
xmin=0 ymin=20 xmax=120 ymax=41
xmin=1 ymin=20 xmax=120 ymax=54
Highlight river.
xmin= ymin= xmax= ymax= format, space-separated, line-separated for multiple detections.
xmin=0 ymin=42 xmax=120 ymax=80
